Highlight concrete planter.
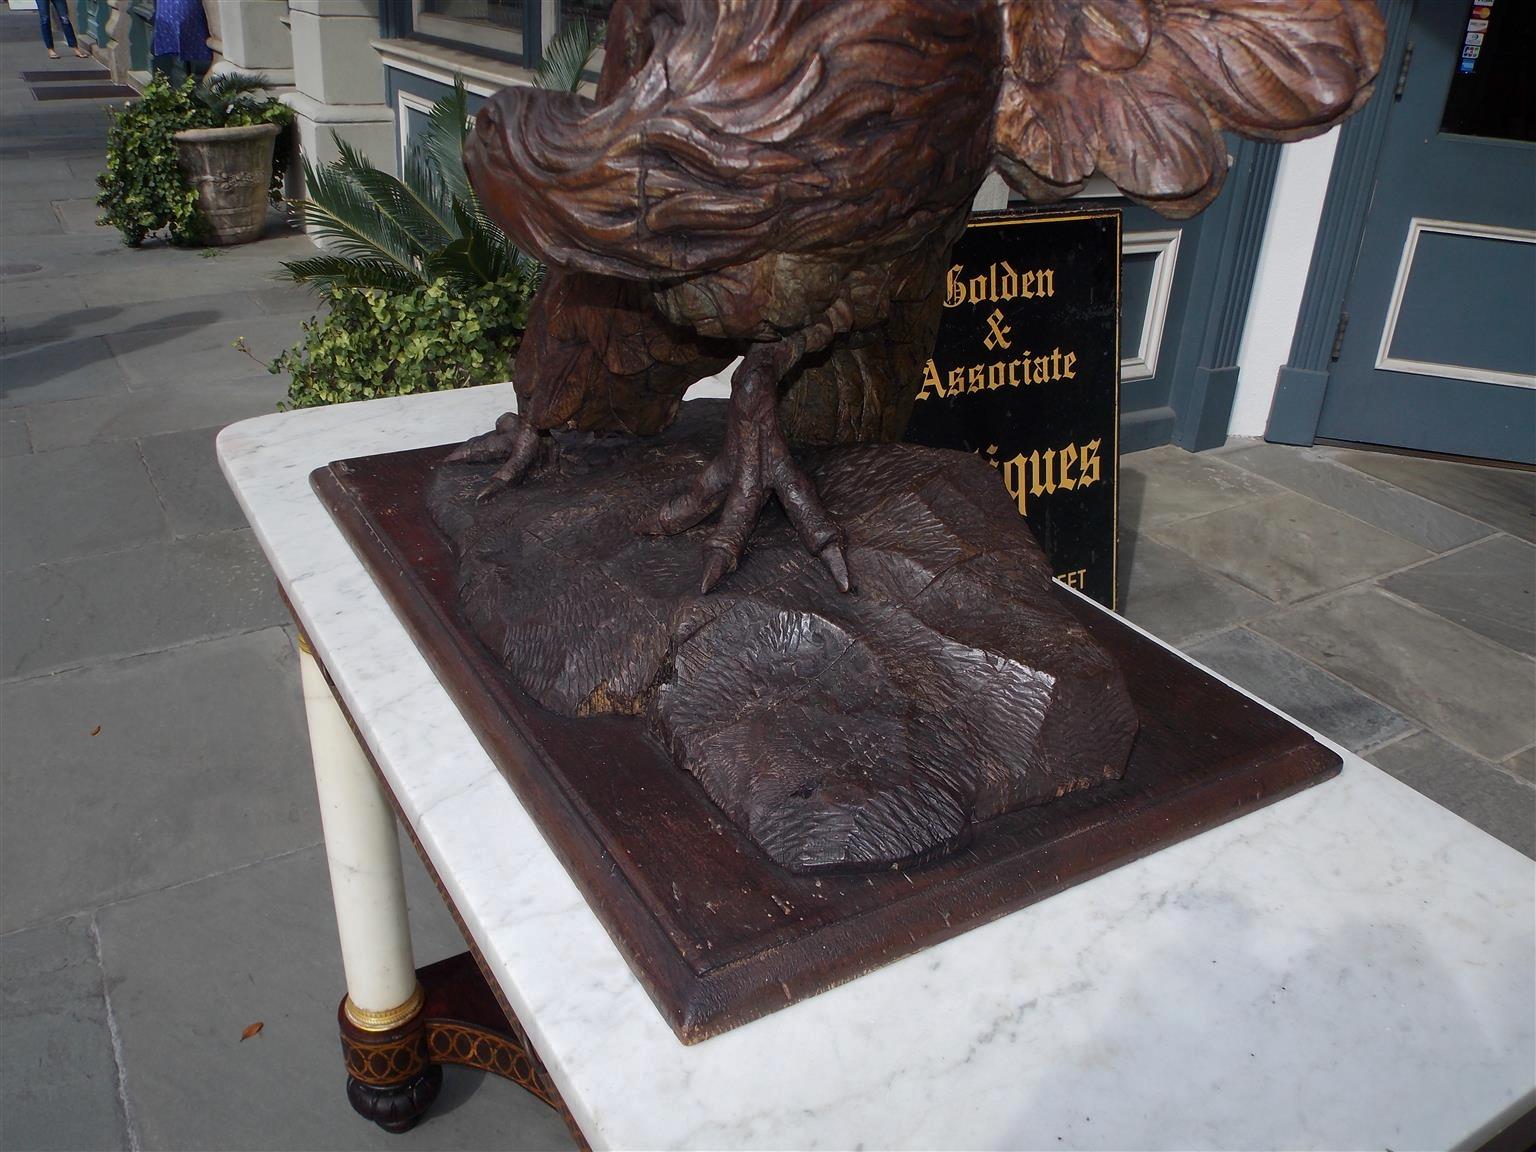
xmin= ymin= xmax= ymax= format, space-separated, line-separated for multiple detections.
xmin=172 ymin=122 xmax=281 ymax=246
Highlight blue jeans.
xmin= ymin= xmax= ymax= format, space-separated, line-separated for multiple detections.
xmin=39 ymin=0 xmax=80 ymax=51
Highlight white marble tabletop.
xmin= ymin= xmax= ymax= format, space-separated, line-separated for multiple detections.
xmin=219 ymin=381 xmax=1535 ymax=1152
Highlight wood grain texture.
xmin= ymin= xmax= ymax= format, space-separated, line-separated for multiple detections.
xmin=313 ymin=444 xmax=1341 ymax=1043
xmin=430 ymin=403 xmax=1138 ymax=872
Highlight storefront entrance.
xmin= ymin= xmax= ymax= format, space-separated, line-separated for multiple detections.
xmin=1272 ymin=0 xmax=1534 ymax=464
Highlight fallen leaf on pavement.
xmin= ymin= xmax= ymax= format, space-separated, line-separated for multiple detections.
xmin=240 ymin=1021 xmax=264 ymax=1041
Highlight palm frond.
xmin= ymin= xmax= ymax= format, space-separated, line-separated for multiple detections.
xmin=403 ymin=142 xmax=456 ymax=237
xmin=286 ymin=152 xmax=424 ymax=281
xmin=280 ymin=254 xmax=423 ymax=294
xmin=416 ymin=77 xmax=475 ymax=209
xmin=425 ymin=198 xmax=514 ymax=288
xmin=193 ymin=71 xmax=272 ymax=110
xmin=536 ymin=19 xmax=605 ymax=92
xmin=332 ymin=136 xmax=457 ymax=253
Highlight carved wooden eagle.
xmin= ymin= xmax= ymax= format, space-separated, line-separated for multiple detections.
xmin=454 ymin=0 xmax=1383 ymax=592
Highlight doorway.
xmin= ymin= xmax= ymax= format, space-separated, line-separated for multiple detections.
xmin=1270 ymin=0 xmax=1535 ymax=465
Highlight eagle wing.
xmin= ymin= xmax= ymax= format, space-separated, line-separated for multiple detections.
xmin=466 ymin=0 xmax=997 ymax=282
xmin=993 ymin=0 xmax=1386 ymax=217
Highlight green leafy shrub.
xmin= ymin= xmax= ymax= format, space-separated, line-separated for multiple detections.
xmin=96 ymin=74 xmax=292 ymax=247
xmin=270 ymin=276 xmax=531 ymax=409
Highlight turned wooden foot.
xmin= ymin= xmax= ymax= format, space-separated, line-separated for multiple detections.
xmin=336 ymin=953 xmax=576 ymax=1137
xmin=340 ymin=992 xmax=444 ymax=1133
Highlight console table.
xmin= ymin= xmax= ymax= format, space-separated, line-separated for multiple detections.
xmin=218 ymin=382 xmax=1535 ymax=1150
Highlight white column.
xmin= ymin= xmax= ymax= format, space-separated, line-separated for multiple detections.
xmin=298 ymin=639 xmax=421 ymax=1028
xmin=285 ymin=0 xmax=398 ymax=180
xmin=211 ymin=0 xmax=296 ymax=88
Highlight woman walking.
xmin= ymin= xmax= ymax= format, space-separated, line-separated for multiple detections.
xmin=39 ymin=0 xmax=90 ymax=59
xmin=151 ymin=0 xmax=211 ymax=82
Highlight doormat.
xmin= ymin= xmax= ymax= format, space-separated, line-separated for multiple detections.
xmin=20 ymin=69 xmax=111 ymax=82
xmin=30 ymin=84 xmax=136 ymax=101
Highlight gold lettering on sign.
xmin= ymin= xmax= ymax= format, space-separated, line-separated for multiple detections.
xmin=983 ymin=438 xmax=1102 ymax=516
xmin=944 ymin=261 xmax=1057 ymax=308
xmin=1056 ymin=568 xmax=1088 ymax=589
xmin=915 ymin=348 xmax=1078 ymax=401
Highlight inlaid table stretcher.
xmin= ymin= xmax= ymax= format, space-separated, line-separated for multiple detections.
xmin=218 ymin=381 xmax=1536 ymax=1151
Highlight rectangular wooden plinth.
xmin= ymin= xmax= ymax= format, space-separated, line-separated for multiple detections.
xmin=315 ymin=447 xmax=1341 ymax=1044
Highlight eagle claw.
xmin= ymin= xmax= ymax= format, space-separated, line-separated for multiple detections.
xmin=445 ymin=412 xmax=548 ymax=501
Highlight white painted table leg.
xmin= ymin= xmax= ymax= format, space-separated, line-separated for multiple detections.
xmin=297 ymin=637 xmax=422 ymax=1028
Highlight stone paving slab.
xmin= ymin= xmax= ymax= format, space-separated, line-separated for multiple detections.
xmin=0 ymin=628 xmax=319 ymax=934
xmin=1382 ymin=534 xmax=1536 ymax=658
xmin=0 ymin=235 xmax=134 ymax=281
xmin=76 ymin=261 xmax=303 ymax=309
xmin=1151 ymin=491 xmax=1432 ymax=605
xmin=0 ymin=200 xmax=63 ymax=236
xmin=107 ymin=315 xmax=301 ymax=389
xmin=1330 ymin=447 xmax=1536 ymax=543
xmin=1255 ymin=587 xmax=1536 ymax=762
xmin=0 ymin=439 xmax=167 ymax=571
xmin=140 ymin=425 xmax=253 ymax=537
xmin=1369 ymin=731 xmax=1534 ymax=858
xmin=0 ymin=275 xmax=86 ymax=317
xmin=94 ymin=843 xmax=576 ymax=1152
xmin=1221 ymin=441 xmax=1492 ymax=553
xmin=1117 ymin=531 xmax=1275 ymax=645
xmin=65 ymin=155 xmax=106 ymax=180
xmin=250 ymin=282 xmax=326 ymax=317
xmin=1 ymin=529 xmax=286 ymax=679
xmin=1119 ymin=443 xmax=1281 ymax=532
xmin=52 ymin=196 xmax=110 ymax=234
xmin=2 ymin=157 xmax=74 ymax=183
xmin=1 ymin=178 xmax=82 ymax=205
xmin=0 ymin=915 xmax=129 ymax=1152
xmin=13 ymin=374 xmax=284 ymax=452
xmin=2 ymin=293 xmax=296 ymax=351
xmin=0 ymin=334 xmax=126 ymax=406
xmin=1505 ymin=747 xmax=1535 ymax=786
xmin=1184 ymin=627 xmax=1416 ymax=754
xmin=1 ymin=414 xmax=32 ymax=456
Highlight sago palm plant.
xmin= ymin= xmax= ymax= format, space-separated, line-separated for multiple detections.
xmin=280 ymin=20 xmax=603 ymax=294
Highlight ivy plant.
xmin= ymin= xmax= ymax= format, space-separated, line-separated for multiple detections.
xmin=269 ymin=276 xmax=532 ymax=409
xmin=96 ymin=73 xmax=292 ymax=247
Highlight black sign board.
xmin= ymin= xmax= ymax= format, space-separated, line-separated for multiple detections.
xmin=904 ymin=208 xmax=1121 ymax=608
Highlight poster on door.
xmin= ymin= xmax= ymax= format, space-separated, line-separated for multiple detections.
xmin=904 ymin=207 xmax=1121 ymax=609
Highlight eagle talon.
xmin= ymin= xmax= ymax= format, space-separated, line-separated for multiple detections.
xmin=449 ymin=412 xmax=549 ymax=502
xmin=819 ymin=540 xmax=852 ymax=594
xmin=700 ymin=545 xmax=736 ymax=594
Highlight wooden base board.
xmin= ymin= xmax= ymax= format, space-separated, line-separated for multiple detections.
xmin=314 ymin=446 xmax=1341 ymax=1044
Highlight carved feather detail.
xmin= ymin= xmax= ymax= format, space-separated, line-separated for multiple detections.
xmin=993 ymin=0 xmax=1386 ymax=216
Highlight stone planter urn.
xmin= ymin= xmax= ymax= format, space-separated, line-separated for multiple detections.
xmin=172 ymin=122 xmax=281 ymax=246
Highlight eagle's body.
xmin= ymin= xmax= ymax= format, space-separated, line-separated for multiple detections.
xmin=455 ymin=0 xmax=1384 ymax=591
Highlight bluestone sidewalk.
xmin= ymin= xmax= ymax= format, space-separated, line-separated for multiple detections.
xmin=0 ymin=11 xmax=572 ymax=1149
xmin=1 ymin=5 xmax=1531 ymax=1148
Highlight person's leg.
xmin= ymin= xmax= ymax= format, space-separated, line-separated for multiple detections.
xmin=49 ymin=0 xmax=88 ymax=55
xmin=39 ymin=3 xmax=56 ymax=54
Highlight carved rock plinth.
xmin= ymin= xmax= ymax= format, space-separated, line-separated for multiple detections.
xmin=430 ymin=402 xmax=1137 ymax=873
